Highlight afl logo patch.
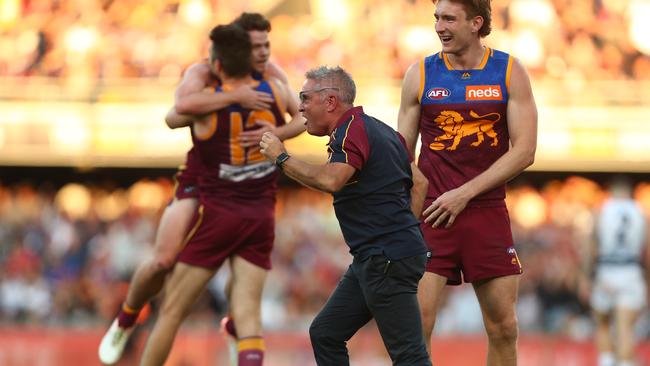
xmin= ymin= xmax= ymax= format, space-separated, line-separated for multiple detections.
xmin=426 ymin=87 xmax=450 ymax=100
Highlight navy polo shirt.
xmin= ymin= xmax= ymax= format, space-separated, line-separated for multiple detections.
xmin=328 ymin=106 xmax=427 ymax=260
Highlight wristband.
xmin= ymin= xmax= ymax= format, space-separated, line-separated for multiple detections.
xmin=275 ymin=152 xmax=290 ymax=169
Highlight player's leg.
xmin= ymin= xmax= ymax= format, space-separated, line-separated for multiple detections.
xmin=418 ymin=212 xmax=463 ymax=358
xmin=591 ymin=275 xmax=615 ymax=366
xmin=225 ymin=213 xmax=277 ymax=366
xmin=309 ymin=264 xmax=373 ymax=366
xmin=228 ymin=255 xmax=268 ymax=366
xmin=139 ymin=262 xmax=216 ymax=366
xmin=592 ymin=310 xmax=614 ymax=366
xmin=472 ymin=275 xmax=519 ymax=366
xmin=220 ymin=261 xmax=238 ymax=366
xmin=614 ymin=306 xmax=641 ymax=366
xmin=126 ymin=198 xmax=199 ymax=311
xmin=99 ymin=198 xmax=198 ymax=365
xmin=417 ymin=271 xmax=447 ymax=356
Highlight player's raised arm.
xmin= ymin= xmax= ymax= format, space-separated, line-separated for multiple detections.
xmin=239 ymin=76 xmax=305 ymax=147
xmin=165 ymin=107 xmax=194 ymax=129
xmin=173 ymin=62 xmax=274 ymax=116
xmin=271 ymin=77 xmax=305 ymax=141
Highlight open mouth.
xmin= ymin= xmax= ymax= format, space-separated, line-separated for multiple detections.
xmin=439 ymin=35 xmax=452 ymax=44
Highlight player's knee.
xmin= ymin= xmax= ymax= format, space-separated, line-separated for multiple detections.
xmin=151 ymin=256 xmax=176 ymax=273
xmin=486 ymin=317 xmax=518 ymax=344
xmin=420 ymin=308 xmax=438 ymax=330
xmin=309 ymin=318 xmax=331 ymax=344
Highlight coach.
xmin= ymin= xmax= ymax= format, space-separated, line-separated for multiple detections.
xmin=260 ymin=65 xmax=431 ymax=366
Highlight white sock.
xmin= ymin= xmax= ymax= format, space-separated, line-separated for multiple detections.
xmin=599 ymin=353 xmax=615 ymax=366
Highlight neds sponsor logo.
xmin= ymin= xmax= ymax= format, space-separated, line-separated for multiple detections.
xmin=466 ymin=85 xmax=502 ymax=101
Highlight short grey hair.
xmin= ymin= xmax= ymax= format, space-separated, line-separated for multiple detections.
xmin=305 ymin=66 xmax=356 ymax=105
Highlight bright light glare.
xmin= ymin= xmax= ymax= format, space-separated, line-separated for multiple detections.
xmin=400 ymin=26 xmax=439 ymax=54
xmin=513 ymin=190 xmax=547 ymax=228
xmin=51 ymin=116 xmax=89 ymax=151
xmin=56 ymin=183 xmax=92 ymax=220
xmin=510 ymin=0 xmax=555 ymax=27
xmin=314 ymin=0 xmax=349 ymax=26
xmin=628 ymin=1 xmax=650 ymax=55
xmin=64 ymin=26 xmax=98 ymax=53
xmin=512 ymin=30 xmax=544 ymax=67
xmin=179 ymin=0 xmax=210 ymax=25
xmin=0 ymin=0 xmax=20 ymax=24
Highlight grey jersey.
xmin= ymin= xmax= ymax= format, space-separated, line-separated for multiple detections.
xmin=596 ymin=198 xmax=646 ymax=265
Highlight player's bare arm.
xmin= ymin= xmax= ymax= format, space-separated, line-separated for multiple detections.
xmin=270 ymin=77 xmax=306 ymax=141
xmin=259 ymin=132 xmax=355 ymax=193
xmin=239 ymin=77 xmax=305 ymax=147
xmin=165 ymin=107 xmax=194 ymax=129
xmin=397 ymin=61 xmax=423 ymax=157
xmin=239 ymin=69 xmax=306 ymax=147
xmin=165 ymin=63 xmax=212 ymax=129
xmin=265 ymin=61 xmax=306 ymax=136
xmin=173 ymin=62 xmax=274 ymax=116
xmin=411 ymin=163 xmax=428 ymax=218
xmin=398 ymin=62 xmax=429 ymax=217
xmin=423 ymin=58 xmax=538 ymax=228
xmin=273 ymin=83 xmax=307 ymax=141
xmin=265 ymin=61 xmax=290 ymax=85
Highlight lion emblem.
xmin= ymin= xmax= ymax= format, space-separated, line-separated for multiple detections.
xmin=429 ymin=110 xmax=501 ymax=151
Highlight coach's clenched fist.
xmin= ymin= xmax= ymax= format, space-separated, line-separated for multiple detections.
xmin=259 ymin=132 xmax=286 ymax=161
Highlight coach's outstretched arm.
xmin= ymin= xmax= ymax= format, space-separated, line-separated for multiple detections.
xmin=259 ymin=132 xmax=355 ymax=194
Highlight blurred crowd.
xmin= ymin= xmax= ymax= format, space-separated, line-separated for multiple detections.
xmin=1 ymin=176 xmax=650 ymax=338
xmin=2 ymin=0 xmax=650 ymax=342
xmin=1 ymin=0 xmax=649 ymax=86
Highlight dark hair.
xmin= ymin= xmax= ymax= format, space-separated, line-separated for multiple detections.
xmin=208 ymin=24 xmax=252 ymax=78
xmin=434 ymin=0 xmax=492 ymax=38
xmin=233 ymin=12 xmax=271 ymax=32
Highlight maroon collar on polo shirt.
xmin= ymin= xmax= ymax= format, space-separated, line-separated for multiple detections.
xmin=334 ymin=106 xmax=364 ymax=129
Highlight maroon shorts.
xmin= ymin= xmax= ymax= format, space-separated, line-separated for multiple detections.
xmin=421 ymin=205 xmax=522 ymax=285
xmin=173 ymin=165 xmax=199 ymax=200
xmin=177 ymin=202 xmax=274 ymax=270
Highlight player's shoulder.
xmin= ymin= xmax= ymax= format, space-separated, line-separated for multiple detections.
xmin=185 ymin=60 xmax=211 ymax=75
xmin=490 ymin=48 xmax=511 ymax=61
xmin=265 ymin=76 xmax=284 ymax=88
xmin=265 ymin=76 xmax=288 ymax=96
xmin=265 ymin=61 xmax=289 ymax=84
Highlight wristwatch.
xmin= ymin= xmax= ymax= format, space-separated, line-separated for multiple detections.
xmin=275 ymin=152 xmax=291 ymax=169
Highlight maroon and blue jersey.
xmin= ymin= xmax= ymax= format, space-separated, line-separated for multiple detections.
xmin=328 ymin=106 xmax=427 ymax=260
xmin=419 ymin=48 xmax=513 ymax=207
xmin=176 ymin=68 xmax=269 ymax=192
xmin=191 ymin=79 xmax=286 ymax=217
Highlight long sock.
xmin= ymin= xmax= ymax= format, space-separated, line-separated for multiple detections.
xmin=117 ymin=303 xmax=141 ymax=329
xmin=237 ymin=336 xmax=264 ymax=366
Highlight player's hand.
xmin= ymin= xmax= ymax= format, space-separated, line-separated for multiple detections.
xmin=239 ymin=120 xmax=276 ymax=148
xmin=232 ymin=85 xmax=274 ymax=110
xmin=260 ymin=132 xmax=285 ymax=161
xmin=422 ymin=187 xmax=471 ymax=228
